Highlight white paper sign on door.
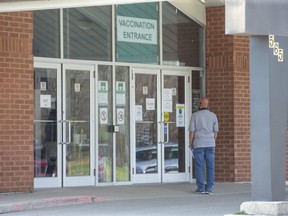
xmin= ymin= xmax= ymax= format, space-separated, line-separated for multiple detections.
xmin=98 ymin=81 xmax=108 ymax=105
xmin=163 ymin=88 xmax=172 ymax=101
xmin=172 ymin=88 xmax=177 ymax=96
xmin=40 ymin=95 xmax=51 ymax=108
xmin=146 ymin=98 xmax=155 ymax=110
xmin=143 ymin=86 xmax=148 ymax=95
xmin=75 ymin=83 xmax=80 ymax=92
xmin=176 ymin=104 xmax=185 ymax=127
xmin=162 ymin=100 xmax=173 ymax=113
xmin=40 ymin=82 xmax=46 ymax=91
xmin=117 ymin=108 xmax=125 ymax=125
xmin=116 ymin=81 xmax=126 ymax=105
xmin=135 ymin=105 xmax=143 ymax=121
xmin=100 ymin=107 xmax=108 ymax=125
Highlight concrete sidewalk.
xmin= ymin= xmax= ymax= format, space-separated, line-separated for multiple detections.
xmin=0 ymin=182 xmax=254 ymax=214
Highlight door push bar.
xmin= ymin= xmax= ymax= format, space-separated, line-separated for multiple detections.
xmin=58 ymin=120 xmax=89 ymax=144
xmin=58 ymin=120 xmax=71 ymax=145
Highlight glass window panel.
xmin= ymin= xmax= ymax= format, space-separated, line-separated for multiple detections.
xmin=33 ymin=10 xmax=60 ymax=58
xmin=64 ymin=6 xmax=112 ymax=61
xmin=115 ymin=66 xmax=130 ymax=182
xmin=135 ymin=74 xmax=158 ymax=174
xmin=116 ymin=3 xmax=159 ymax=64
xmin=34 ymin=68 xmax=58 ymax=177
xmin=65 ymin=70 xmax=91 ymax=176
xmin=162 ymin=2 xmax=204 ymax=67
xmin=163 ymin=75 xmax=185 ymax=173
xmin=192 ymin=71 xmax=204 ymax=112
xmin=98 ymin=65 xmax=113 ymax=183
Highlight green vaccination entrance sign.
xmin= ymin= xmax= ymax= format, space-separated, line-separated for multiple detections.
xmin=117 ymin=16 xmax=157 ymax=45
xmin=116 ymin=3 xmax=158 ymax=64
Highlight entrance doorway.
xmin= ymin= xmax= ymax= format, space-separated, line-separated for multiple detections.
xmin=132 ymin=68 xmax=191 ymax=183
xmin=34 ymin=63 xmax=131 ymax=188
xmin=61 ymin=64 xmax=95 ymax=186
xmin=96 ymin=65 xmax=130 ymax=184
xmin=34 ymin=63 xmax=95 ymax=188
xmin=34 ymin=63 xmax=192 ymax=188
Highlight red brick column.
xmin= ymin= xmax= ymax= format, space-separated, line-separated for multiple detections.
xmin=206 ymin=7 xmax=251 ymax=182
xmin=0 ymin=12 xmax=34 ymax=192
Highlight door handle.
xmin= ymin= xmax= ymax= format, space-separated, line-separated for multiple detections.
xmin=158 ymin=122 xmax=164 ymax=144
xmin=67 ymin=121 xmax=71 ymax=144
xmin=59 ymin=120 xmax=71 ymax=145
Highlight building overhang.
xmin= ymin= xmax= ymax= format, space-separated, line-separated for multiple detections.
xmin=226 ymin=0 xmax=288 ymax=36
xmin=0 ymin=0 xmax=224 ymax=13
xmin=0 ymin=0 xmax=166 ymax=12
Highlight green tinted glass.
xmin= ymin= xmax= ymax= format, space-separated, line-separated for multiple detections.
xmin=116 ymin=3 xmax=159 ymax=64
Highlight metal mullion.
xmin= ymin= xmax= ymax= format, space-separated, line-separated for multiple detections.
xmin=112 ymin=66 xmax=116 ymax=184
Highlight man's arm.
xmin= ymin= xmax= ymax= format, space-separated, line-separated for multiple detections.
xmin=189 ymin=132 xmax=194 ymax=148
xmin=214 ymin=131 xmax=218 ymax=139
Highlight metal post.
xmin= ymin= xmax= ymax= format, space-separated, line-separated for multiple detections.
xmin=250 ymin=36 xmax=288 ymax=201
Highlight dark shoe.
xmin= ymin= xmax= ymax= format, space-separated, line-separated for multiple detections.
xmin=194 ymin=189 xmax=205 ymax=194
xmin=205 ymin=190 xmax=214 ymax=195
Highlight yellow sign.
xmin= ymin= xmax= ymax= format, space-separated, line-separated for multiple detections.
xmin=164 ymin=112 xmax=169 ymax=122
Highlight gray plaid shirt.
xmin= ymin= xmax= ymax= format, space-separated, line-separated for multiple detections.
xmin=188 ymin=109 xmax=219 ymax=148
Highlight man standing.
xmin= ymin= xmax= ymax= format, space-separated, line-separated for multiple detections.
xmin=189 ymin=97 xmax=219 ymax=194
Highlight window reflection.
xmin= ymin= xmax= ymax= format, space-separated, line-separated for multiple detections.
xmin=33 ymin=10 xmax=60 ymax=58
xmin=192 ymin=71 xmax=204 ymax=112
xmin=33 ymin=3 xmax=204 ymax=67
xmin=98 ymin=65 xmax=113 ymax=182
xmin=162 ymin=2 xmax=203 ymax=67
xmin=34 ymin=68 xmax=58 ymax=177
xmin=115 ymin=66 xmax=130 ymax=182
xmin=63 ymin=6 xmax=112 ymax=61
xmin=65 ymin=70 xmax=91 ymax=176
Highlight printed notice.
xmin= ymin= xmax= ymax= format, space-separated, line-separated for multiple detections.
xmin=116 ymin=81 xmax=126 ymax=105
xmin=117 ymin=108 xmax=125 ymax=125
xmin=143 ymin=86 xmax=148 ymax=95
xmin=75 ymin=83 xmax=80 ymax=93
xmin=40 ymin=95 xmax=51 ymax=108
xmin=135 ymin=105 xmax=143 ymax=121
xmin=100 ymin=107 xmax=108 ymax=125
xmin=146 ymin=98 xmax=155 ymax=110
xmin=99 ymin=81 xmax=108 ymax=105
xmin=40 ymin=82 xmax=46 ymax=91
xmin=176 ymin=104 xmax=185 ymax=127
xmin=162 ymin=100 xmax=172 ymax=113
xmin=163 ymin=88 xmax=172 ymax=101
xmin=172 ymin=88 xmax=177 ymax=96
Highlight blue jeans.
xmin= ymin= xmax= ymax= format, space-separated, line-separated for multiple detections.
xmin=193 ymin=147 xmax=215 ymax=192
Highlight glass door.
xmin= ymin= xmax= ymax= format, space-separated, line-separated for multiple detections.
xmin=62 ymin=64 xmax=95 ymax=187
xmin=132 ymin=68 xmax=190 ymax=184
xmin=132 ymin=68 xmax=161 ymax=183
xmin=34 ymin=62 xmax=61 ymax=188
xmin=161 ymin=70 xmax=190 ymax=182
xmin=97 ymin=65 xmax=131 ymax=185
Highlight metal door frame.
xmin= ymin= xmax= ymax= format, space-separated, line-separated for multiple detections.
xmin=34 ymin=62 xmax=62 ymax=188
xmin=62 ymin=63 xmax=95 ymax=187
xmin=131 ymin=68 xmax=161 ymax=183
xmin=131 ymin=67 xmax=192 ymax=184
xmin=161 ymin=69 xmax=191 ymax=183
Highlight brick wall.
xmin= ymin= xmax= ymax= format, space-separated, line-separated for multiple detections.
xmin=206 ymin=7 xmax=251 ymax=182
xmin=0 ymin=12 xmax=34 ymax=192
